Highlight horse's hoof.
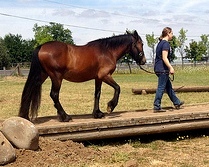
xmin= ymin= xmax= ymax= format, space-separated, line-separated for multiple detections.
xmin=58 ymin=114 xmax=72 ymax=122
xmin=93 ymin=111 xmax=105 ymax=119
xmin=107 ymin=106 xmax=113 ymax=114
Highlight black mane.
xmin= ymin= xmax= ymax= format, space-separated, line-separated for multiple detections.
xmin=87 ymin=34 xmax=132 ymax=50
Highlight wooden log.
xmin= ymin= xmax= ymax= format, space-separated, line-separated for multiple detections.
xmin=35 ymin=109 xmax=209 ymax=141
xmin=40 ymin=120 xmax=209 ymax=141
xmin=132 ymin=86 xmax=209 ymax=94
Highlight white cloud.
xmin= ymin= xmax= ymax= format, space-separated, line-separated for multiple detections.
xmin=78 ymin=9 xmax=110 ymax=18
xmin=53 ymin=9 xmax=76 ymax=17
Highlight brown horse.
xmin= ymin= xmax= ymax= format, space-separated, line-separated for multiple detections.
xmin=19 ymin=30 xmax=146 ymax=122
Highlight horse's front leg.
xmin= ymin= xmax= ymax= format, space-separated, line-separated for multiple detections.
xmin=92 ymin=79 xmax=105 ymax=118
xmin=103 ymin=74 xmax=120 ymax=113
xmin=50 ymin=79 xmax=72 ymax=122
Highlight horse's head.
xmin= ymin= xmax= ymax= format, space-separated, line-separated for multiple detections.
xmin=127 ymin=30 xmax=146 ymax=65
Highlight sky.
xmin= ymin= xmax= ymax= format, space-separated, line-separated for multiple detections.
xmin=0 ymin=0 xmax=209 ymax=58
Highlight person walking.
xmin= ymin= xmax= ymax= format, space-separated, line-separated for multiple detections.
xmin=153 ymin=27 xmax=184 ymax=112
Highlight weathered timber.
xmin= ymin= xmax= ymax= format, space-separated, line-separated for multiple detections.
xmin=39 ymin=120 xmax=209 ymax=141
xmin=33 ymin=104 xmax=209 ymax=141
xmin=132 ymin=86 xmax=209 ymax=94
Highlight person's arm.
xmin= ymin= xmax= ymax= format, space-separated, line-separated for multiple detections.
xmin=162 ymin=50 xmax=174 ymax=74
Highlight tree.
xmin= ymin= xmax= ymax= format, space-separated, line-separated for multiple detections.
xmin=119 ymin=53 xmax=133 ymax=73
xmin=176 ymin=28 xmax=188 ymax=67
xmin=146 ymin=32 xmax=158 ymax=63
xmin=21 ymin=39 xmax=36 ymax=62
xmin=169 ymin=35 xmax=178 ymax=62
xmin=4 ymin=34 xmax=23 ymax=64
xmin=0 ymin=38 xmax=10 ymax=69
xmin=185 ymin=40 xmax=207 ymax=66
xmin=3 ymin=34 xmax=35 ymax=64
xmin=33 ymin=22 xmax=74 ymax=46
xmin=200 ymin=34 xmax=209 ymax=61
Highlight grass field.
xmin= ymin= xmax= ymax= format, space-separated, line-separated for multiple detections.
xmin=1 ymin=65 xmax=209 ymax=167
xmin=1 ymin=65 xmax=209 ymax=119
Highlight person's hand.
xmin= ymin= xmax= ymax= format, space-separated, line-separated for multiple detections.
xmin=169 ymin=66 xmax=174 ymax=74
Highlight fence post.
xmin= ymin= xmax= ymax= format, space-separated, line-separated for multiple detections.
xmin=3 ymin=67 xmax=6 ymax=76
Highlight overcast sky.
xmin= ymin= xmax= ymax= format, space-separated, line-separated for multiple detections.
xmin=0 ymin=0 xmax=209 ymax=57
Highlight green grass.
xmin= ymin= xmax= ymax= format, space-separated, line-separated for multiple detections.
xmin=1 ymin=65 xmax=209 ymax=119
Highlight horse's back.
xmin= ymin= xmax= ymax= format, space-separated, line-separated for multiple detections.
xmin=37 ymin=41 xmax=99 ymax=81
xmin=37 ymin=40 xmax=117 ymax=82
xmin=38 ymin=41 xmax=94 ymax=63
xmin=39 ymin=41 xmax=69 ymax=59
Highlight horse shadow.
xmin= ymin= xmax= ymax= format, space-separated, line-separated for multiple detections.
xmin=33 ymin=108 xmax=148 ymax=124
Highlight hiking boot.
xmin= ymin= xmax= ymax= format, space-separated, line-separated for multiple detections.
xmin=175 ymin=101 xmax=184 ymax=109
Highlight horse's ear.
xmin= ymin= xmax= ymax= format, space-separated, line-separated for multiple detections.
xmin=126 ymin=30 xmax=131 ymax=35
xmin=133 ymin=30 xmax=139 ymax=40
xmin=133 ymin=30 xmax=139 ymax=37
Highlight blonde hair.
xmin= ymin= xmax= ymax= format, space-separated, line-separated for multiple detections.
xmin=159 ymin=27 xmax=172 ymax=41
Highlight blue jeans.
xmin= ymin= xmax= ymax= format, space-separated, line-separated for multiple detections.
xmin=154 ymin=73 xmax=181 ymax=110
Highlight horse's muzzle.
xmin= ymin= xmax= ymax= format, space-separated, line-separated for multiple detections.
xmin=140 ymin=54 xmax=146 ymax=65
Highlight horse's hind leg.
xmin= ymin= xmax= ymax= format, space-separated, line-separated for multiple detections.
xmin=50 ymin=79 xmax=72 ymax=122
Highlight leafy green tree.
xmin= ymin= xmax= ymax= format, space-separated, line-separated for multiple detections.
xmin=185 ymin=40 xmax=207 ymax=66
xmin=4 ymin=34 xmax=24 ymax=64
xmin=200 ymin=34 xmax=209 ymax=61
xmin=21 ymin=39 xmax=36 ymax=62
xmin=169 ymin=35 xmax=178 ymax=62
xmin=33 ymin=22 xmax=74 ymax=46
xmin=0 ymin=38 xmax=10 ymax=69
xmin=4 ymin=34 xmax=35 ymax=64
xmin=119 ymin=53 xmax=133 ymax=73
xmin=146 ymin=32 xmax=158 ymax=63
xmin=176 ymin=28 xmax=188 ymax=67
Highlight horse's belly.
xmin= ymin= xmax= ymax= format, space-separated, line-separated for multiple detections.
xmin=63 ymin=71 xmax=95 ymax=82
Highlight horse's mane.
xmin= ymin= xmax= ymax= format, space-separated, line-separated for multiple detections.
xmin=87 ymin=34 xmax=132 ymax=50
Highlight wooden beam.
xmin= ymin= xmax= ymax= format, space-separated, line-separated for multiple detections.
xmin=132 ymin=86 xmax=209 ymax=94
xmin=35 ymin=109 xmax=209 ymax=141
xmin=40 ymin=120 xmax=209 ymax=141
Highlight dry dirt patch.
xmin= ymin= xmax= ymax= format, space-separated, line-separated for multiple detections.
xmin=5 ymin=135 xmax=209 ymax=167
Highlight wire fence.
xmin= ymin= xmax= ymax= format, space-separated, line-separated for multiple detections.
xmin=1 ymin=63 xmax=209 ymax=77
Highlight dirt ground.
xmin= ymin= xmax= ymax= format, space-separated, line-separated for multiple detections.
xmin=5 ymin=134 xmax=209 ymax=167
xmin=4 ymin=103 xmax=209 ymax=167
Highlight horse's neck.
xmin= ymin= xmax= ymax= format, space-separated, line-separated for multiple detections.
xmin=111 ymin=44 xmax=131 ymax=60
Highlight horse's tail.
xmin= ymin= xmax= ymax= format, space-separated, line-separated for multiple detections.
xmin=19 ymin=45 xmax=44 ymax=120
